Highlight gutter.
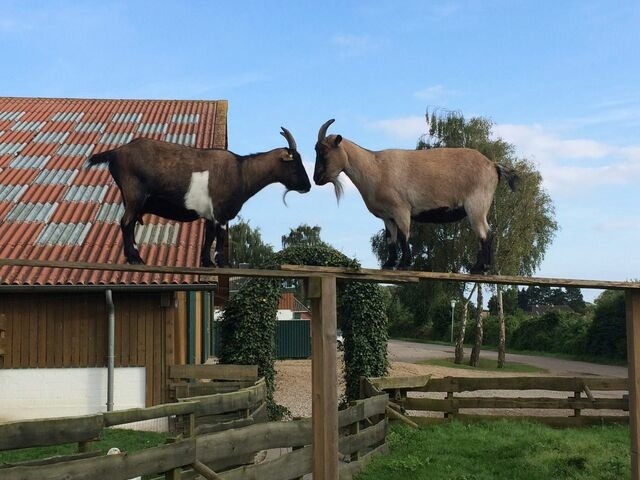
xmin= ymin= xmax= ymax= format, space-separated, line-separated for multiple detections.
xmin=105 ymin=289 xmax=115 ymax=412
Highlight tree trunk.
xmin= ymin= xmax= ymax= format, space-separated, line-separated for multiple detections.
xmin=469 ymin=284 xmax=483 ymax=367
xmin=497 ymin=284 xmax=506 ymax=368
xmin=454 ymin=283 xmax=478 ymax=364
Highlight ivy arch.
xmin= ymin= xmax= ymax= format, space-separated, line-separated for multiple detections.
xmin=219 ymin=243 xmax=388 ymax=417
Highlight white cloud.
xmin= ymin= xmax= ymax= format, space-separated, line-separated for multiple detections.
xmin=331 ymin=34 xmax=381 ymax=57
xmin=414 ymin=84 xmax=459 ymax=102
xmin=595 ymin=217 xmax=640 ymax=233
xmin=495 ymin=124 xmax=611 ymax=160
xmin=367 ymin=115 xmax=425 ymax=141
xmin=494 ymin=123 xmax=640 ymax=195
xmin=0 ymin=19 xmax=16 ymax=31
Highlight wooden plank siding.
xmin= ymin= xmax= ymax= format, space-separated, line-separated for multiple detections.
xmin=0 ymin=292 xmax=183 ymax=406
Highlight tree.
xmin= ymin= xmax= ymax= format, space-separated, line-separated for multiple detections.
xmin=565 ymin=287 xmax=587 ymax=314
xmin=488 ymin=287 xmax=519 ymax=315
xmin=423 ymin=110 xmax=558 ymax=367
xmin=586 ymin=290 xmax=626 ymax=360
xmin=280 ymin=224 xmax=328 ymax=295
xmin=229 ymin=217 xmax=274 ymax=267
xmin=517 ymin=286 xmax=586 ymax=314
xmin=454 ymin=283 xmax=477 ymax=363
xmin=469 ymin=284 xmax=484 ymax=367
xmin=281 ymin=224 xmax=323 ymax=249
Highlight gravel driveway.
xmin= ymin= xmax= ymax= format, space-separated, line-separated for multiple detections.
xmin=274 ymin=340 xmax=628 ymax=418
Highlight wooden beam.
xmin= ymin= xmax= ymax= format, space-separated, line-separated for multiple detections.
xmin=191 ymin=460 xmax=223 ymax=480
xmin=282 ymin=264 xmax=640 ymax=290
xmin=2 ymin=258 xmax=639 ymax=290
xmin=627 ymin=289 xmax=640 ymax=480
xmin=306 ymin=276 xmax=338 ymax=480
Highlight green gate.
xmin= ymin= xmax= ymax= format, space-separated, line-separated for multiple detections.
xmin=212 ymin=320 xmax=310 ymax=359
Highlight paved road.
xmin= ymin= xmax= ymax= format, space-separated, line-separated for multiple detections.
xmin=388 ymin=339 xmax=628 ymax=378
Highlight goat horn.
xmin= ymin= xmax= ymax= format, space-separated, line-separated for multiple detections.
xmin=317 ymin=118 xmax=335 ymax=142
xmin=280 ymin=127 xmax=297 ymax=151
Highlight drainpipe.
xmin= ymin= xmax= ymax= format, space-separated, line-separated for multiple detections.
xmin=105 ymin=289 xmax=115 ymax=412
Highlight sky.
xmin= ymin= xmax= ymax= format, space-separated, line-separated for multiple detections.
xmin=1 ymin=1 xmax=639 ymax=302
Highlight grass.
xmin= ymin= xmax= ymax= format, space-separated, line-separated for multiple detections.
xmin=356 ymin=421 xmax=630 ymax=480
xmin=420 ymin=357 xmax=547 ymax=373
xmin=0 ymin=428 xmax=169 ymax=465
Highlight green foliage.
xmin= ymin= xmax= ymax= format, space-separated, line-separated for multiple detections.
xmin=510 ymin=311 xmax=590 ymax=355
xmin=229 ymin=217 xmax=275 ymax=267
xmin=219 ymin=241 xmax=388 ymax=417
xmin=218 ymin=276 xmax=282 ymax=416
xmin=586 ymin=290 xmax=627 ymax=360
xmin=356 ymin=422 xmax=630 ymax=480
xmin=381 ymin=286 xmax=415 ymax=337
xmin=481 ymin=311 xmax=526 ymax=346
xmin=339 ymin=281 xmax=389 ymax=400
xmin=517 ymin=286 xmax=587 ymax=314
xmin=488 ymin=286 xmax=519 ymax=315
xmin=281 ymin=224 xmax=323 ymax=249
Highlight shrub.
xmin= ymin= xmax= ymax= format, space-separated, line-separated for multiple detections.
xmin=510 ymin=311 xmax=590 ymax=355
xmin=586 ymin=291 xmax=626 ymax=360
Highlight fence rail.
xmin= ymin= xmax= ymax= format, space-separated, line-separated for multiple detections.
xmin=364 ymin=375 xmax=629 ymax=428
xmin=0 ymin=393 xmax=388 ymax=480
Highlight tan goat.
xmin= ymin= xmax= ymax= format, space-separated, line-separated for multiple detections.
xmin=313 ymin=119 xmax=517 ymax=273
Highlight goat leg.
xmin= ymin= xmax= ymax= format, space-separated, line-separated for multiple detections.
xmin=397 ymin=231 xmax=412 ymax=270
xmin=381 ymin=228 xmax=398 ymax=269
xmin=121 ymin=220 xmax=144 ymax=264
xmin=470 ymin=234 xmax=493 ymax=274
xmin=200 ymin=220 xmax=216 ymax=267
xmin=213 ymin=222 xmax=230 ymax=268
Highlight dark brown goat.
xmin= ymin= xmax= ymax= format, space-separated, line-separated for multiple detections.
xmin=314 ymin=119 xmax=518 ymax=273
xmin=87 ymin=128 xmax=310 ymax=266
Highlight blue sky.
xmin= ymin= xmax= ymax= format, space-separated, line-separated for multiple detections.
xmin=2 ymin=1 xmax=639 ymax=301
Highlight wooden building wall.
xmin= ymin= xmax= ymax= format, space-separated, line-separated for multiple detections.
xmin=0 ymin=291 xmax=178 ymax=407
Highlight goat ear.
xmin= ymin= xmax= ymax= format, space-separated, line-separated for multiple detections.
xmin=334 ymin=135 xmax=342 ymax=147
xmin=282 ymin=150 xmax=295 ymax=162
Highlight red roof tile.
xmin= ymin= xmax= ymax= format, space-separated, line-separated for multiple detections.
xmin=0 ymin=97 xmax=228 ymax=287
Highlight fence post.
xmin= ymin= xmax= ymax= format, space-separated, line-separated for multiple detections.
xmin=626 ymin=289 xmax=640 ymax=480
xmin=306 ymin=275 xmax=338 ymax=480
xmin=445 ymin=391 xmax=455 ymax=419
xmin=572 ymin=391 xmax=582 ymax=417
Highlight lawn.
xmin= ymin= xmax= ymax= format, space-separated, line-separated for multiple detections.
xmin=355 ymin=421 xmax=630 ymax=480
xmin=420 ymin=357 xmax=547 ymax=373
xmin=0 ymin=428 xmax=169 ymax=465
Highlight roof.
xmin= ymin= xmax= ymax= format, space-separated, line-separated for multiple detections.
xmin=0 ymin=97 xmax=228 ymax=287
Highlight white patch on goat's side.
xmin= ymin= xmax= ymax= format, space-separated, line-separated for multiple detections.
xmin=184 ymin=171 xmax=214 ymax=220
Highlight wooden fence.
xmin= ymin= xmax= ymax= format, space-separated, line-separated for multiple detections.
xmin=0 ymin=391 xmax=388 ymax=480
xmin=3 ymin=259 xmax=640 ymax=479
xmin=364 ymin=375 xmax=629 ymax=427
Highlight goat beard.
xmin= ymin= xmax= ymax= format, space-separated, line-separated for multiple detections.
xmin=330 ymin=177 xmax=344 ymax=204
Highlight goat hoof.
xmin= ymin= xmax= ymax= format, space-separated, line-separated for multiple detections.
xmin=126 ymin=255 xmax=145 ymax=265
xmin=470 ymin=265 xmax=489 ymax=275
xmin=200 ymin=259 xmax=215 ymax=268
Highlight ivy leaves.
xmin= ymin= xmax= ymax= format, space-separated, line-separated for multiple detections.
xmin=219 ymin=243 xmax=388 ymax=417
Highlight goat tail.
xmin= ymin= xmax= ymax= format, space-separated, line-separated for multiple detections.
xmin=86 ymin=149 xmax=116 ymax=167
xmin=496 ymin=163 xmax=519 ymax=192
